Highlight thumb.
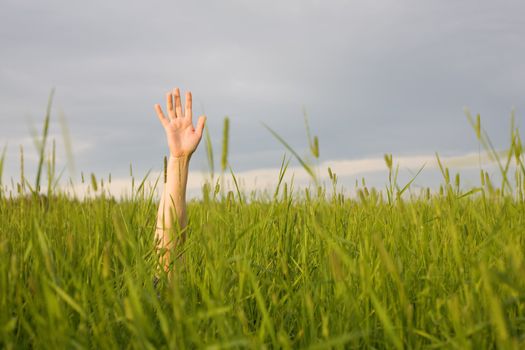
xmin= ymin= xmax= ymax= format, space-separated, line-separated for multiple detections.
xmin=195 ymin=115 xmax=206 ymax=138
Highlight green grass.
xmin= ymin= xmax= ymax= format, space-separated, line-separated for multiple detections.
xmin=1 ymin=106 xmax=525 ymax=348
xmin=1 ymin=181 xmax=525 ymax=349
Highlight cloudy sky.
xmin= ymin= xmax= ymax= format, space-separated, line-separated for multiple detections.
xmin=1 ymin=0 xmax=524 ymax=195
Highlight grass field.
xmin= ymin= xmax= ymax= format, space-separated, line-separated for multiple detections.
xmin=1 ymin=107 xmax=525 ymax=348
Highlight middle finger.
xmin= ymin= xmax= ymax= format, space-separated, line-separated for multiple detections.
xmin=174 ymin=88 xmax=183 ymax=118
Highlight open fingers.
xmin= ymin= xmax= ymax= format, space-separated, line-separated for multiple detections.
xmin=166 ymin=92 xmax=175 ymax=120
xmin=154 ymin=104 xmax=168 ymax=127
xmin=185 ymin=91 xmax=192 ymax=122
xmin=174 ymin=88 xmax=183 ymax=118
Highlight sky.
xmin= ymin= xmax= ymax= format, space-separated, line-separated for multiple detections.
xmin=1 ymin=0 xmax=524 ymax=196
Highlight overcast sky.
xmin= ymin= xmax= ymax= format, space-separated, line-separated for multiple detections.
xmin=1 ymin=0 xmax=524 ymax=193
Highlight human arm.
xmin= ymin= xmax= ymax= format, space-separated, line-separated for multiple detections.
xmin=154 ymin=87 xmax=206 ymax=271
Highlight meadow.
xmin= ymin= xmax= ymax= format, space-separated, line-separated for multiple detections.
xmin=1 ymin=104 xmax=525 ymax=348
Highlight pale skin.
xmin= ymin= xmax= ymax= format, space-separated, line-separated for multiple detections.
xmin=154 ymin=87 xmax=206 ymax=272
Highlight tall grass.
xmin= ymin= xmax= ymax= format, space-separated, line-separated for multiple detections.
xmin=0 ymin=105 xmax=524 ymax=348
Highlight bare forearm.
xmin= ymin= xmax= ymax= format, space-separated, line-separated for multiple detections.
xmin=155 ymin=155 xmax=190 ymax=268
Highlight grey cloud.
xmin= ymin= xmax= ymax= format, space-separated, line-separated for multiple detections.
xmin=1 ymin=0 xmax=524 ymax=181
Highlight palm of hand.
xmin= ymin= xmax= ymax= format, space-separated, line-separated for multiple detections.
xmin=165 ymin=121 xmax=201 ymax=158
xmin=154 ymin=88 xmax=206 ymax=158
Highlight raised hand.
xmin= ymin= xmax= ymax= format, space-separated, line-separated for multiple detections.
xmin=155 ymin=87 xmax=206 ymax=158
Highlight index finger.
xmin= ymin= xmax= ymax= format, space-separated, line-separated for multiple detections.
xmin=166 ymin=92 xmax=175 ymax=120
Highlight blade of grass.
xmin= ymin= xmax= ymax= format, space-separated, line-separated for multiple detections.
xmin=35 ymin=88 xmax=55 ymax=193
xmin=262 ymin=123 xmax=317 ymax=183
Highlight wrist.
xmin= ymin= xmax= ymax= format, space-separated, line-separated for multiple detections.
xmin=168 ymin=154 xmax=191 ymax=168
xmin=169 ymin=153 xmax=191 ymax=162
xmin=165 ymin=154 xmax=190 ymax=184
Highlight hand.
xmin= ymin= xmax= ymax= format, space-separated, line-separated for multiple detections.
xmin=154 ymin=87 xmax=206 ymax=158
